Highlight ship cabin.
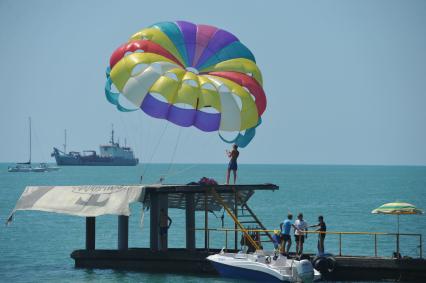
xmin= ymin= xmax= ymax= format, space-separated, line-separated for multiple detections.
xmin=100 ymin=144 xmax=136 ymax=159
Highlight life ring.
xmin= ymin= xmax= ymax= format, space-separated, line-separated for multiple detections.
xmin=313 ymin=255 xmax=336 ymax=274
xmin=265 ymin=256 xmax=271 ymax=264
xmin=326 ymin=256 xmax=336 ymax=272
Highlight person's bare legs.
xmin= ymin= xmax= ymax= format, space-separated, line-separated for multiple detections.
xmin=226 ymin=169 xmax=231 ymax=184
xmin=233 ymin=169 xmax=237 ymax=184
xmin=318 ymin=237 xmax=324 ymax=254
xmin=286 ymin=239 xmax=292 ymax=256
xmin=296 ymin=237 xmax=302 ymax=255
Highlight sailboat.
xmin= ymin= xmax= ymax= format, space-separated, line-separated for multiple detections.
xmin=8 ymin=118 xmax=60 ymax=172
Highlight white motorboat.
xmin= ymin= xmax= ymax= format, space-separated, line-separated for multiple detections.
xmin=207 ymin=250 xmax=321 ymax=283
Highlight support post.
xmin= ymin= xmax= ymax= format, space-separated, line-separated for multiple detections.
xmin=150 ymin=192 xmax=159 ymax=251
xmin=204 ymin=190 xmax=208 ymax=250
xmin=118 ymin=215 xmax=129 ymax=250
xmin=339 ymin=233 xmax=342 ymax=256
xmin=234 ymin=190 xmax=238 ymax=251
xmin=159 ymin=193 xmax=169 ymax=251
xmin=86 ymin=217 xmax=95 ymax=250
xmin=374 ymin=234 xmax=377 ymax=257
xmin=185 ymin=193 xmax=195 ymax=250
xmin=396 ymin=234 xmax=400 ymax=256
xmin=396 ymin=214 xmax=400 ymax=256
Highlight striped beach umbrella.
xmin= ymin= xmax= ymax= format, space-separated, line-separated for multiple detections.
xmin=372 ymin=202 xmax=423 ymax=216
xmin=372 ymin=202 xmax=423 ymax=254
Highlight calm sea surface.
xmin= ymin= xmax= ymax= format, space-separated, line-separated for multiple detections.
xmin=1 ymin=163 xmax=425 ymax=282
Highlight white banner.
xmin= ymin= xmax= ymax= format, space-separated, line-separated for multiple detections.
xmin=7 ymin=185 xmax=145 ymax=224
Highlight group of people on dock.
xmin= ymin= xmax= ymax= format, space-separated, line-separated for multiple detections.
xmin=225 ymin=145 xmax=327 ymax=256
xmin=272 ymin=213 xmax=327 ymax=256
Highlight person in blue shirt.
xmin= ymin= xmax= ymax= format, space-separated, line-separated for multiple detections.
xmin=280 ymin=213 xmax=296 ymax=256
xmin=272 ymin=230 xmax=281 ymax=251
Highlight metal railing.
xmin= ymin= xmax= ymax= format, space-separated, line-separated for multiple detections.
xmin=195 ymin=228 xmax=423 ymax=258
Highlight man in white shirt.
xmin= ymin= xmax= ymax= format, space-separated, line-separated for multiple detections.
xmin=294 ymin=213 xmax=308 ymax=255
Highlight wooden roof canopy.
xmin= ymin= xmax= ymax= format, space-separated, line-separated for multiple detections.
xmin=143 ymin=184 xmax=279 ymax=211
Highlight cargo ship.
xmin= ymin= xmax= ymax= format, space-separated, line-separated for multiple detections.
xmin=51 ymin=128 xmax=139 ymax=166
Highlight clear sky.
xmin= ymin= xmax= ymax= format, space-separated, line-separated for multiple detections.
xmin=0 ymin=0 xmax=425 ymax=165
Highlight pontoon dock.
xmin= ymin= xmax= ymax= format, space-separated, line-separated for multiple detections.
xmin=8 ymin=184 xmax=426 ymax=281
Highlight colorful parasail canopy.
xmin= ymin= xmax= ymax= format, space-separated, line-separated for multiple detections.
xmin=105 ymin=21 xmax=266 ymax=147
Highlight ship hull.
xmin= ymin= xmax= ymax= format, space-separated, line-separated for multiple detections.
xmin=54 ymin=155 xmax=138 ymax=166
xmin=52 ymin=147 xmax=138 ymax=166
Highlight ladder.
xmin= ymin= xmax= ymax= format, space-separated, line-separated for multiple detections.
xmin=210 ymin=188 xmax=261 ymax=251
xmin=232 ymin=188 xmax=274 ymax=245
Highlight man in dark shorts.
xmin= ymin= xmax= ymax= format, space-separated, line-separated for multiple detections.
xmin=280 ymin=213 xmax=296 ymax=256
xmin=226 ymin=144 xmax=239 ymax=184
xmin=159 ymin=208 xmax=172 ymax=250
xmin=294 ymin=213 xmax=308 ymax=255
xmin=310 ymin=215 xmax=326 ymax=254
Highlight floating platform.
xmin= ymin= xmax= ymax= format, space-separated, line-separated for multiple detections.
xmin=9 ymin=183 xmax=426 ymax=282
xmin=71 ymin=248 xmax=426 ymax=282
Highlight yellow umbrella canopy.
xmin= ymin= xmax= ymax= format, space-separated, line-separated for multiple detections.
xmin=372 ymin=202 xmax=424 ymax=215
xmin=372 ymin=202 xmax=423 ymax=255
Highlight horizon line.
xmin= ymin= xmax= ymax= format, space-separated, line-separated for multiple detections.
xmin=0 ymin=161 xmax=425 ymax=167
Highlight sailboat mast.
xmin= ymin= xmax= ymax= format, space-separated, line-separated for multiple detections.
xmin=63 ymin=129 xmax=67 ymax=153
xmin=29 ymin=117 xmax=32 ymax=164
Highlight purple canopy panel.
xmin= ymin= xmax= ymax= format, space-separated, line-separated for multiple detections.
xmin=194 ymin=111 xmax=221 ymax=132
xmin=193 ymin=25 xmax=218 ymax=68
xmin=140 ymin=93 xmax=170 ymax=119
xmin=167 ymin=104 xmax=196 ymax=127
xmin=176 ymin=21 xmax=197 ymax=67
xmin=195 ymin=29 xmax=238 ymax=69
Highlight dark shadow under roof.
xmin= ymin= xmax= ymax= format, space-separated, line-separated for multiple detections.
xmin=143 ymin=184 xmax=278 ymax=211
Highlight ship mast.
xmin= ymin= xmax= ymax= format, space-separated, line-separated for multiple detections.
xmin=63 ymin=129 xmax=67 ymax=154
xmin=29 ymin=117 xmax=31 ymax=164
xmin=110 ymin=124 xmax=114 ymax=145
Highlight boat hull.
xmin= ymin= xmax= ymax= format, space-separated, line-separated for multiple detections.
xmin=210 ymin=260 xmax=285 ymax=282
xmin=207 ymin=253 xmax=320 ymax=283
xmin=8 ymin=167 xmax=32 ymax=173
xmin=53 ymin=153 xmax=138 ymax=166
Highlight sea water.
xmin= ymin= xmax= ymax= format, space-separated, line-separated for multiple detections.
xmin=0 ymin=163 xmax=425 ymax=282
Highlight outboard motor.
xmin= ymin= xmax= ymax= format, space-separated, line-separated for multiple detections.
xmin=295 ymin=259 xmax=314 ymax=282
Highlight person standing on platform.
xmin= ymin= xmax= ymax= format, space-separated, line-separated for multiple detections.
xmin=272 ymin=230 xmax=282 ymax=251
xmin=159 ymin=208 xmax=172 ymax=250
xmin=294 ymin=213 xmax=308 ymax=256
xmin=310 ymin=215 xmax=327 ymax=255
xmin=280 ymin=213 xmax=296 ymax=256
xmin=226 ymin=144 xmax=239 ymax=184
